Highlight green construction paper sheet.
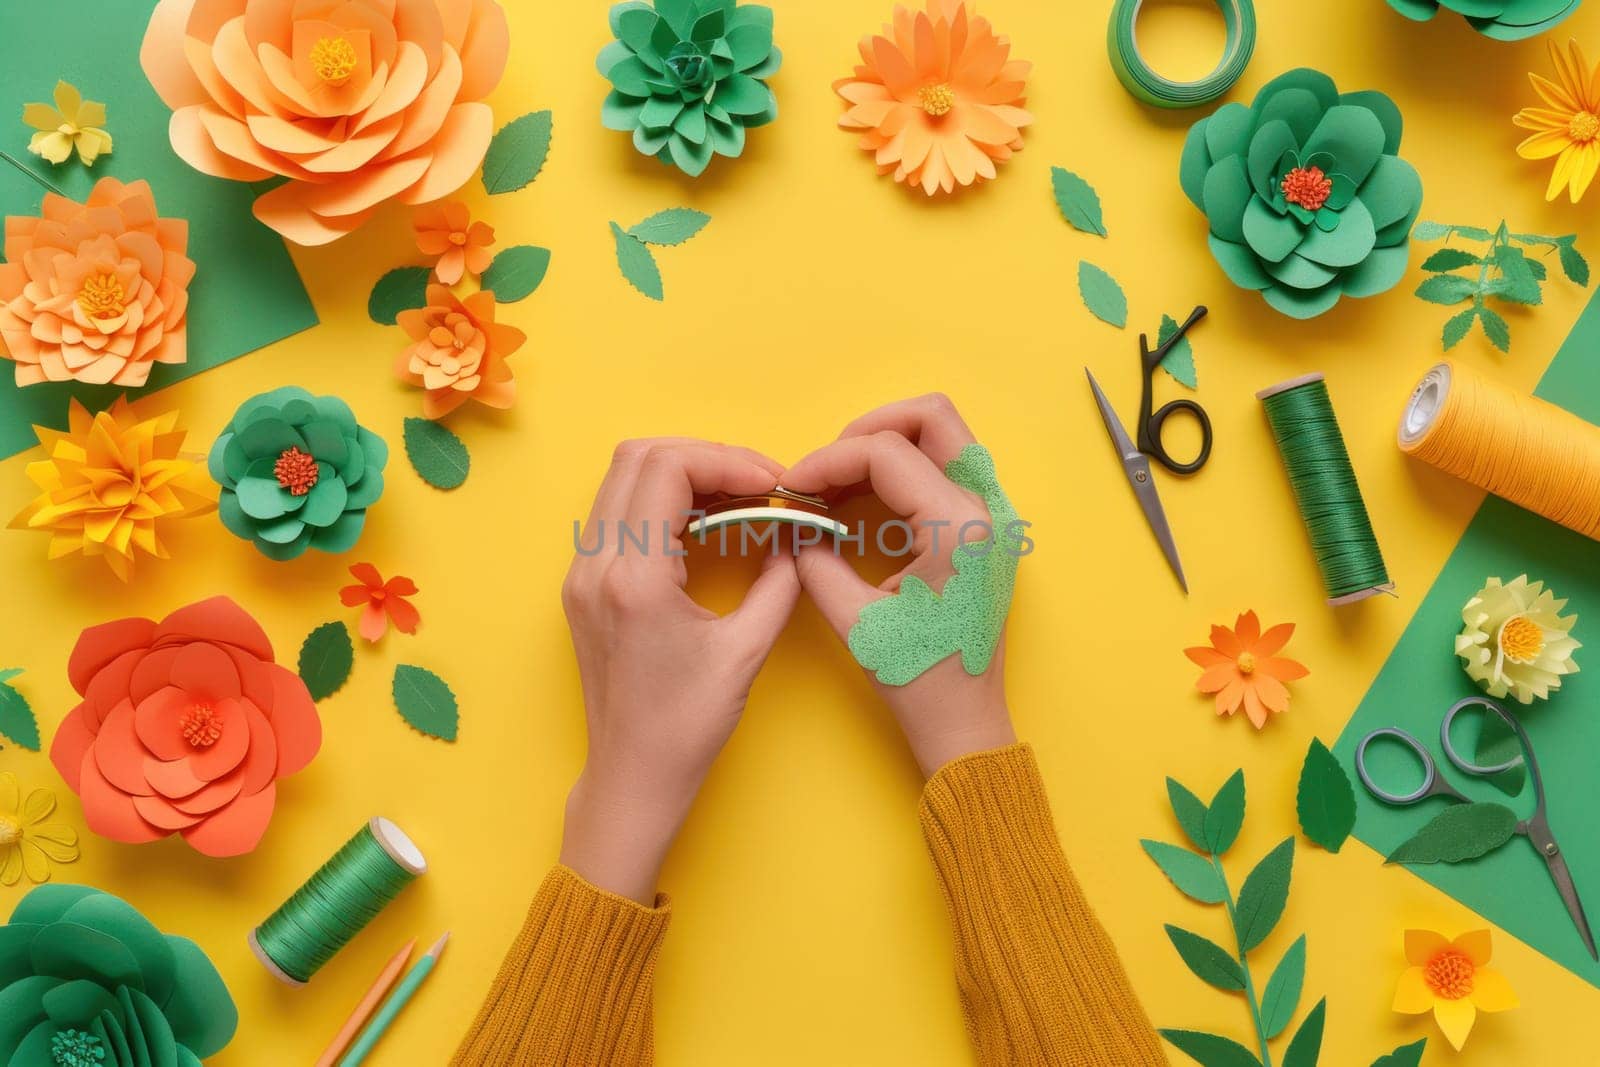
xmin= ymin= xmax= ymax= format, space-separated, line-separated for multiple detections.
xmin=1333 ymin=289 xmax=1600 ymax=988
xmin=0 ymin=0 xmax=316 ymax=459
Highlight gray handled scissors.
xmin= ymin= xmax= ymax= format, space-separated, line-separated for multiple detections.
xmin=1356 ymin=696 xmax=1597 ymax=961
xmin=1086 ymin=367 xmax=1189 ymax=594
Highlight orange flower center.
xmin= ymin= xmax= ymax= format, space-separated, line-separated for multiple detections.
xmin=449 ymin=232 xmax=467 ymax=246
xmin=917 ymin=83 xmax=955 ymax=116
xmin=0 ymin=815 xmax=20 ymax=847
xmin=1424 ymin=948 xmax=1475 ymax=1000
xmin=1499 ymin=615 xmax=1545 ymax=664
xmin=274 ymin=446 xmax=319 ymax=496
xmin=180 ymin=703 xmax=224 ymax=748
xmin=77 ymin=272 xmax=127 ymax=319
xmin=310 ymin=36 xmax=358 ymax=84
xmin=1569 ymin=110 xmax=1600 ymax=143
xmin=1236 ymin=651 xmax=1256 ymax=674
xmin=1281 ymin=166 xmax=1333 ymax=212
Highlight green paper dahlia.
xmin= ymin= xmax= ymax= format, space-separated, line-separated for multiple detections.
xmin=1386 ymin=0 xmax=1578 ymax=42
xmin=208 ymin=386 xmax=387 ymax=561
xmin=1180 ymin=69 xmax=1424 ymax=320
xmin=0 ymin=884 xmax=237 ymax=1066
xmin=598 ymin=0 xmax=781 ymax=176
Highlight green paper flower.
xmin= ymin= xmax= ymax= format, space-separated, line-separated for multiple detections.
xmin=0 ymin=884 xmax=237 ymax=1066
xmin=1385 ymin=0 xmax=1578 ymax=42
xmin=598 ymin=0 xmax=781 ymax=176
xmin=1179 ymin=69 xmax=1424 ymax=320
xmin=207 ymin=386 xmax=387 ymax=561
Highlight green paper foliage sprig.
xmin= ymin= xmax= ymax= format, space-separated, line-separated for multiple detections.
xmin=0 ymin=668 xmax=40 ymax=750
xmin=1412 ymin=221 xmax=1589 ymax=354
xmin=612 ymin=209 xmax=712 ymax=300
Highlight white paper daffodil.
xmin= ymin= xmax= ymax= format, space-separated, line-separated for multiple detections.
xmin=1455 ymin=575 xmax=1580 ymax=704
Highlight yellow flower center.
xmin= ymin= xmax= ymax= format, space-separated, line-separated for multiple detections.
xmin=77 ymin=273 xmax=126 ymax=319
xmin=1498 ymin=615 xmax=1546 ymax=665
xmin=918 ymin=83 xmax=955 ymax=116
xmin=180 ymin=703 xmax=224 ymax=748
xmin=1569 ymin=110 xmax=1600 ymax=143
xmin=1236 ymin=651 xmax=1256 ymax=674
xmin=0 ymin=815 xmax=20 ymax=847
xmin=1424 ymin=948 xmax=1475 ymax=1000
xmin=310 ymin=36 xmax=359 ymax=84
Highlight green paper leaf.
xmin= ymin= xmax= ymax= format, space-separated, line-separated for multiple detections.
xmin=1159 ymin=1029 xmax=1264 ymax=1067
xmin=1414 ymin=274 xmax=1475 ymax=305
xmin=1492 ymin=244 xmax=1543 ymax=305
xmin=1078 ymin=261 xmax=1127 ymax=327
xmin=393 ymin=664 xmax=459 ymax=741
xmin=1442 ymin=307 xmax=1478 ymax=351
xmin=1282 ymin=998 xmax=1326 ymax=1067
xmin=1141 ymin=840 xmax=1227 ymax=904
xmin=1558 ymin=240 xmax=1589 ymax=285
xmin=1386 ymin=801 xmax=1518 ymax=864
xmin=1050 ymin=166 xmax=1106 ymax=237
xmin=367 ymin=267 xmax=431 ymax=325
xmin=482 ymin=110 xmax=553 ymax=194
xmin=297 ymin=622 xmax=353 ymax=702
xmin=402 ymin=417 xmax=471 ymax=490
xmin=627 ymin=207 xmax=711 ymax=246
xmin=612 ymin=221 xmax=664 ymax=300
xmin=1234 ymin=838 xmax=1294 ymax=952
xmin=1167 ymin=778 xmax=1210 ymax=853
xmin=1370 ymin=1038 xmax=1428 ymax=1067
xmin=1164 ymin=925 xmax=1245 ymax=991
xmin=0 ymin=668 xmax=40 ymax=750
xmin=1479 ymin=305 xmax=1511 ymax=352
xmin=1204 ymin=770 xmax=1245 ymax=855
xmin=481 ymin=245 xmax=552 ymax=302
xmin=1259 ymin=934 xmax=1307 ymax=1040
xmin=1296 ymin=739 xmax=1356 ymax=852
xmin=1475 ymin=709 xmax=1527 ymax=797
xmin=1156 ymin=314 xmax=1198 ymax=390
xmin=1410 ymin=220 xmax=1451 ymax=241
xmin=1421 ymin=248 xmax=1479 ymax=272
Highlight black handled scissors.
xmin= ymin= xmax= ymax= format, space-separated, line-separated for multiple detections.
xmin=1356 ymin=696 xmax=1597 ymax=961
xmin=1136 ymin=306 xmax=1213 ymax=475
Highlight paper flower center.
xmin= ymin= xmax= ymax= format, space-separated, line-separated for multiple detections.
xmin=180 ymin=703 xmax=224 ymax=748
xmin=1498 ymin=614 xmax=1546 ymax=664
xmin=310 ymin=36 xmax=359 ymax=84
xmin=1236 ymin=651 xmax=1257 ymax=674
xmin=918 ymin=83 xmax=955 ymax=116
xmin=1281 ymin=166 xmax=1333 ymax=212
xmin=1424 ymin=948 xmax=1475 ymax=1000
xmin=449 ymin=232 xmax=467 ymax=246
xmin=77 ymin=272 xmax=127 ymax=319
xmin=1569 ymin=110 xmax=1600 ymax=143
xmin=665 ymin=44 xmax=712 ymax=92
xmin=0 ymin=815 xmax=20 ymax=846
xmin=51 ymin=1029 xmax=105 ymax=1067
xmin=274 ymin=446 xmax=319 ymax=496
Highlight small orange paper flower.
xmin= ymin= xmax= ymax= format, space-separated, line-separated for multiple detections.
xmin=1513 ymin=39 xmax=1600 ymax=203
xmin=415 ymin=201 xmax=495 ymax=285
xmin=340 ymin=563 xmax=421 ymax=642
xmin=834 ymin=0 xmax=1034 ymax=196
xmin=1393 ymin=928 xmax=1518 ymax=1051
xmin=1184 ymin=611 xmax=1309 ymax=729
xmin=395 ymin=284 xmax=524 ymax=419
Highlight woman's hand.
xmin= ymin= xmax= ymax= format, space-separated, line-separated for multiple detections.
xmin=783 ymin=395 xmax=1017 ymax=778
xmin=559 ymin=439 xmax=801 ymax=903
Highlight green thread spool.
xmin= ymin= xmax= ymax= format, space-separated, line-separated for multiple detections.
xmin=249 ymin=818 xmax=427 ymax=986
xmin=1257 ymin=374 xmax=1395 ymax=606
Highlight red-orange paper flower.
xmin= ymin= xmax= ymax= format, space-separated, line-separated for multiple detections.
xmin=0 ymin=177 xmax=193 ymax=387
xmin=414 ymin=201 xmax=494 ymax=284
xmin=1184 ymin=611 xmax=1310 ymax=730
xmin=833 ymin=0 xmax=1033 ymax=196
xmin=50 ymin=596 xmax=322 ymax=857
xmin=394 ymin=284 xmax=523 ymax=419
xmin=340 ymin=563 xmax=420 ymax=641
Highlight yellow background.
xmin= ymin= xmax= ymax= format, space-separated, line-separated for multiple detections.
xmin=3 ymin=0 xmax=1599 ymax=1063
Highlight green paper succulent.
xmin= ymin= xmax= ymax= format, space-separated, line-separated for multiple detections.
xmin=1385 ymin=0 xmax=1578 ymax=42
xmin=598 ymin=0 xmax=781 ymax=177
xmin=208 ymin=386 xmax=387 ymax=561
xmin=1179 ymin=69 xmax=1424 ymax=320
xmin=0 ymin=884 xmax=237 ymax=1066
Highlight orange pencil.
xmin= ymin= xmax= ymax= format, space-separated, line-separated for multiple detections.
xmin=314 ymin=939 xmax=416 ymax=1067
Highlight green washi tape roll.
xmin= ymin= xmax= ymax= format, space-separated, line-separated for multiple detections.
xmin=1107 ymin=0 xmax=1257 ymax=109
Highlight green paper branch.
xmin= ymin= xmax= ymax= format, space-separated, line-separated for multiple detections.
xmin=0 ymin=667 xmax=40 ymax=750
xmin=611 ymin=209 xmax=712 ymax=300
xmin=1412 ymin=220 xmax=1589 ymax=353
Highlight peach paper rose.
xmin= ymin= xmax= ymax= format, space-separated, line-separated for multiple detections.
xmin=395 ymin=284 xmax=523 ymax=418
xmin=140 ymin=0 xmax=511 ymax=246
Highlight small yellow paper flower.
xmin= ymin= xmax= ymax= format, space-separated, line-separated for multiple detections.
xmin=1455 ymin=575 xmax=1580 ymax=703
xmin=22 ymin=81 xmax=112 ymax=166
xmin=1513 ymin=39 xmax=1600 ymax=203
xmin=0 ymin=771 xmax=80 ymax=885
xmin=1393 ymin=928 xmax=1517 ymax=1051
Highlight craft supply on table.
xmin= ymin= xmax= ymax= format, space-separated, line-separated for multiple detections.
xmin=687 ymin=488 xmax=848 ymax=540
xmin=250 ymin=818 xmax=428 ymax=986
xmin=1399 ymin=361 xmax=1600 ymax=540
xmin=341 ymin=931 xmax=450 ymax=1066
xmin=1106 ymin=0 xmax=1256 ymax=108
xmin=1258 ymin=374 xmax=1394 ymax=605
xmin=316 ymin=939 xmax=417 ymax=1067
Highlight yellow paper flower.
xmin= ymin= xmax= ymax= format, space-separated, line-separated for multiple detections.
xmin=1393 ymin=928 xmax=1517 ymax=1051
xmin=1513 ymin=39 xmax=1600 ymax=203
xmin=10 ymin=397 xmax=216 ymax=581
xmin=1455 ymin=575 xmax=1580 ymax=703
xmin=0 ymin=772 xmax=80 ymax=885
xmin=22 ymin=81 xmax=112 ymax=166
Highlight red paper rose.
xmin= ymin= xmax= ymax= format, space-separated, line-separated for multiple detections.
xmin=51 ymin=596 xmax=321 ymax=857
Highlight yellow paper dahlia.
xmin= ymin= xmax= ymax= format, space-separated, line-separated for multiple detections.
xmin=1455 ymin=575 xmax=1579 ymax=703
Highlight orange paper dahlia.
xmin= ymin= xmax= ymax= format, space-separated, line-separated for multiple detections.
xmin=0 ymin=178 xmax=192 ymax=388
xmin=395 ymin=284 xmax=523 ymax=418
xmin=834 ymin=0 xmax=1033 ymax=196
xmin=1184 ymin=610 xmax=1310 ymax=730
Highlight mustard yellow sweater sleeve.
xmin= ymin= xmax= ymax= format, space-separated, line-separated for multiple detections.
xmin=921 ymin=743 xmax=1168 ymax=1066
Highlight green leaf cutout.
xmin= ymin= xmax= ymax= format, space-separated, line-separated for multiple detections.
xmin=1204 ymin=770 xmax=1245 ymax=856
xmin=1370 ymin=1038 xmax=1428 ymax=1067
xmin=1156 ymin=314 xmax=1198 ymax=390
xmin=1296 ymin=739 xmax=1356 ymax=853
xmin=481 ymin=245 xmax=551 ymax=302
xmin=1386 ymin=802 xmax=1518 ymax=865
xmin=297 ymin=622 xmax=353 ymax=702
xmin=1158 ymin=1029 xmax=1263 ymax=1067
xmin=1141 ymin=840 xmax=1228 ymax=904
xmin=1282 ymin=998 xmax=1326 ymax=1067
xmin=1259 ymin=934 xmax=1306 ymax=1040
xmin=1414 ymin=274 xmax=1474 ymax=305
xmin=1164 ymin=925 xmax=1245 ymax=991
xmin=368 ymin=267 xmax=431 ymax=325
xmin=403 ymin=417 xmax=471 ymax=490
xmin=628 ymin=208 xmax=711 ymax=246
xmin=0 ymin=668 xmax=41 ymax=750
xmin=1442 ymin=307 xmax=1477 ymax=350
xmin=482 ymin=110 xmax=553 ymax=195
xmin=612 ymin=222 xmax=664 ymax=300
xmin=1410 ymin=221 xmax=1452 ymax=241
xmin=1050 ymin=166 xmax=1106 ymax=237
xmin=1479 ymin=305 xmax=1511 ymax=352
xmin=393 ymin=664 xmax=459 ymax=741
xmin=1558 ymin=240 xmax=1589 ymax=285
xmin=1078 ymin=261 xmax=1127 ymax=327
xmin=1492 ymin=244 xmax=1542 ymax=305
xmin=1167 ymin=778 xmax=1210 ymax=853
xmin=1475 ymin=710 xmax=1526 ymax=797
xmin=1234 ymin=838 xmax=1294 ymax=953
xmin=1420 ymin=248 xmax=1479 ymax=272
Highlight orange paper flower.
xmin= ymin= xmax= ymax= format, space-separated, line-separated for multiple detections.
xmin=415 ymin=201 xmax=494 ymax=284
xmin=1393 ymin=928 xmax=1518 ymax=1051
xmin=395 ymin=284 xmax=523 ymax=419
xmin=833 ymin=0 xmax=1033 ymax=196
xmin=140 ymin=0 xmax=511 ymax=246
xmin=1184 ymin=611 xmax=1309 ymax=729
xmin=0 ymin=177 xmax=192 ymax=388
xmin=340 ymin=563 xmax=421 ymax=641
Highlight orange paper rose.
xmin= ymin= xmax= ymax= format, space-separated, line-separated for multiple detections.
xmin=140 ymin=0 xmax=511 ymax=246
xmin=50 ymin=596 xmax=322 ymax=858
xmin=395 ymin=284 xmax=523 ymax=418
xmin=0 ymin=177 xmax=192 ymax=388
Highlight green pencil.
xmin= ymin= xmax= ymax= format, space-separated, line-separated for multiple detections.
xmin=339 ymin=932 xmax=449 ymax=1066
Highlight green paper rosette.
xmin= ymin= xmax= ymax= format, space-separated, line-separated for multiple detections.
xmin=207 ymin=386 xmax=387 ymax=561
xmin=1386 ymin=0 xmax=1579 ymax=42
xmin=598 ymin=0 xmax=781 ymax=176
xmin=1180 ymin=69 xmax=1424 ymax=320
xmin=0 ymin=884 xmax=237 ymax=1066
